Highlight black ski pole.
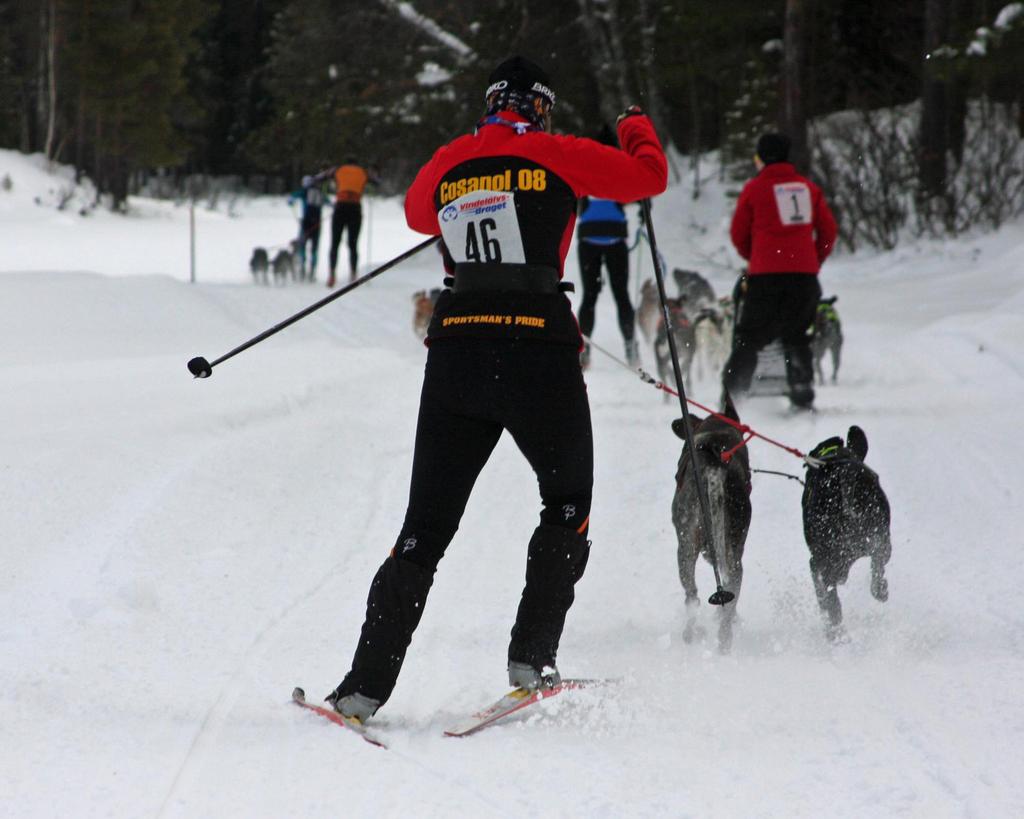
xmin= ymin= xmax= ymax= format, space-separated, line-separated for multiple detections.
xmin=187 ymin=235 xmax=439 ymax=378
xmin=640 ymin=198 xmax=734 ymax=606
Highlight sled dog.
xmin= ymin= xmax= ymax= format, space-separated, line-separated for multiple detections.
xmin=803 ymin=425 xmax=891 ymax=640
xmin=654 ymin=297 xmax=696 ymax=400
xmin=249 ymin=247 xmax=270 ymax=284
xmin=671 ymin=395 xmax=752 ymax=652
xmin=810 ymin=296 xmax=843 ymax=384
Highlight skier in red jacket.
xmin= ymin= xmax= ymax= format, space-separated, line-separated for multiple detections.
xmin=723 ymin=132 xmax=837 ymax=409
xmin=326 ymin=56 xmax=667 ymax=723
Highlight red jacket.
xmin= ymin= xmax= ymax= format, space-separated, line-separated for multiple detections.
xmin=730 ymin=163 xmax=837 ymax=275
xmin=406 ymin=113 xmax=666 ymax=266
xmin=404 ymin=112 xmax=667 ymax=344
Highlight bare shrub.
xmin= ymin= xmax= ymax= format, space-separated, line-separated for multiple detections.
xmin=812 ymin=100 xmax=1024 ymax=250
xmin=811 ymin=106 xmax=917 ymax=252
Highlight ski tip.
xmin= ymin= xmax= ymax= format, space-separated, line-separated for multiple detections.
xmin=292 ymin=687 xmax=306 ymax=703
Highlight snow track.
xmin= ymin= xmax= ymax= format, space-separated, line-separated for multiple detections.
xmin=2 ymin=150 xmax=1023 ymax=816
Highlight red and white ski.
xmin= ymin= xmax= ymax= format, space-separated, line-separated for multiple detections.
xmin=291 ymin=687 xmax=387 ymax=749
xmin=443 ymin=678 xmax=609 ymax=738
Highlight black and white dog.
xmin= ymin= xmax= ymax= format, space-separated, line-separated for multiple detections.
xmin=671 ymin=396 xmax=752 ymax=652
xmin=249 ymin=247 xmax=269 ymax=284
xmin=810 ymin=296 xmax=843 ymax=384
xmin=672 ymin=268 xmax=716 ymax=311
xmin=271 ymin=248 xmax=295 ymax=284
xmin=802 ymin=426 xmax=891 ymax=639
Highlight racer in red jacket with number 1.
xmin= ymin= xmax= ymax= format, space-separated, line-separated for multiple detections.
xmin=326 ymin=57 xmax=667 ymax=724
xmin=723 ymin=132 xmax=837 ymax=410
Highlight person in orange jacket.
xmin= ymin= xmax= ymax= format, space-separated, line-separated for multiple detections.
xmin=722 ymin=132 xmax=837 ymax=410
xmin=314 ymin=159 xmax=374 ymax=286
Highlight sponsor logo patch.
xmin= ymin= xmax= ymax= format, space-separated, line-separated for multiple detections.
xmin=438 ymin=169 xmax=546 ymax=205
xmin=440 ymin=314 xmax=546 ymax=329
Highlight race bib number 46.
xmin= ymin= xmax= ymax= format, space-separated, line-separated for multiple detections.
xmin=438 ymin=190 xmax=526 ymax=264
xmin=773 ymin=182 xmax=812 ymax=226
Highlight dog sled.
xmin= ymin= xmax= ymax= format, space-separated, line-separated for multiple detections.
xmin=747 ymin=340 xmax=789 ymax=397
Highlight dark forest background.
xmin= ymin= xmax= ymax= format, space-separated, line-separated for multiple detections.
xmin=2 ymin=0 xmax=1022 ymax=245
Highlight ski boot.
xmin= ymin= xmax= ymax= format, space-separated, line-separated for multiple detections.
xmin=789 ymin=387 xmax=815 ymax=412
xmin=789 ymin=379 xmax=815 ymax=412
xmin=326 ymin=689 xmax=380 ymax=722
xmin=508 ymin=661 xmax=562 ymax=692
xmin=580 ymin=342 xmax=591 ymax=371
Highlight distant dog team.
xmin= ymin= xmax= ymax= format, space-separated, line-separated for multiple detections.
xmin=249 ymin=242 xmax=319 ymax=285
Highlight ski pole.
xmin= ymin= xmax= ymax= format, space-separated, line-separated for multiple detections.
xmin=187 ymin=235 xmax=439 ymax=379
xmin=640 ymin=198 xmax=734 ymax=607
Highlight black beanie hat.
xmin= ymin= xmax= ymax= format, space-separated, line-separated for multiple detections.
xmin=756 ymin=132 xmax=791 ymax=164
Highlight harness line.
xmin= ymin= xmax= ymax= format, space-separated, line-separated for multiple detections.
xmin=751 ymin=468 xmax=805 ymax=485
xmin=584 ymin=336 xmax=817 ymax=467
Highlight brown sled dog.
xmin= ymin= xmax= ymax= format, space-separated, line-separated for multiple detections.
xmin=637 ymin=278 xmax=661 ymax=344
xmin=412 ymin=288 xmax=442 ymax=339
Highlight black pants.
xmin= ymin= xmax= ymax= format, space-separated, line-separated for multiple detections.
xmin=722 ymin=273 xmax=821 ymax=405
xmin=337 ymin=338 xmax=593 ymax=705
xmin=329 ymin=202 xmax=362 ymax=276
xmin=577 ymin=241 xmax=634 ymax=341
xmin=298 ymin=213 xmax=321 ymax=273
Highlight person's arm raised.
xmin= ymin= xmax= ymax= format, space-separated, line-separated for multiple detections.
xmin=559 ymin=107 xmax=667 ymax=202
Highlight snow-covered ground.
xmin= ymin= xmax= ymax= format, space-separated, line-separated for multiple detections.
xmin=2 ymin=148 xmax=1023 ymax=818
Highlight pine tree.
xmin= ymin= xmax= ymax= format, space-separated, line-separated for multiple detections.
xmin=60 ymin=0 xmax=212 ymax=207
xmin=722 ymin=50 xmax=780 ymax=183
xmin=185 ymin=0 xmax=286 ymax=177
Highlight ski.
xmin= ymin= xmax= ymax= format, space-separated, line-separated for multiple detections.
xmin=444 ymin=678 xmax=610 ymax=738
xmin=291 ymin=687 xmax=387 ymax=749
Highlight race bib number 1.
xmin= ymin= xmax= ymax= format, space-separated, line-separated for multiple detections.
xmin=438 ymin=190 xmax=526 ymax=264
xmin=773 ymin=182 xmax=812 ymax=226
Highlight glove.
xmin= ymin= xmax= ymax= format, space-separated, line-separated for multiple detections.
xmin=616 ymin=105 xmax=645 ymax=124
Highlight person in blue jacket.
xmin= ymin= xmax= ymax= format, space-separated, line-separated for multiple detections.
xmin=576 ymin=124 xmax=637 ymax=368
xmin=288 ymin=175 xmax=328 ymax=280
